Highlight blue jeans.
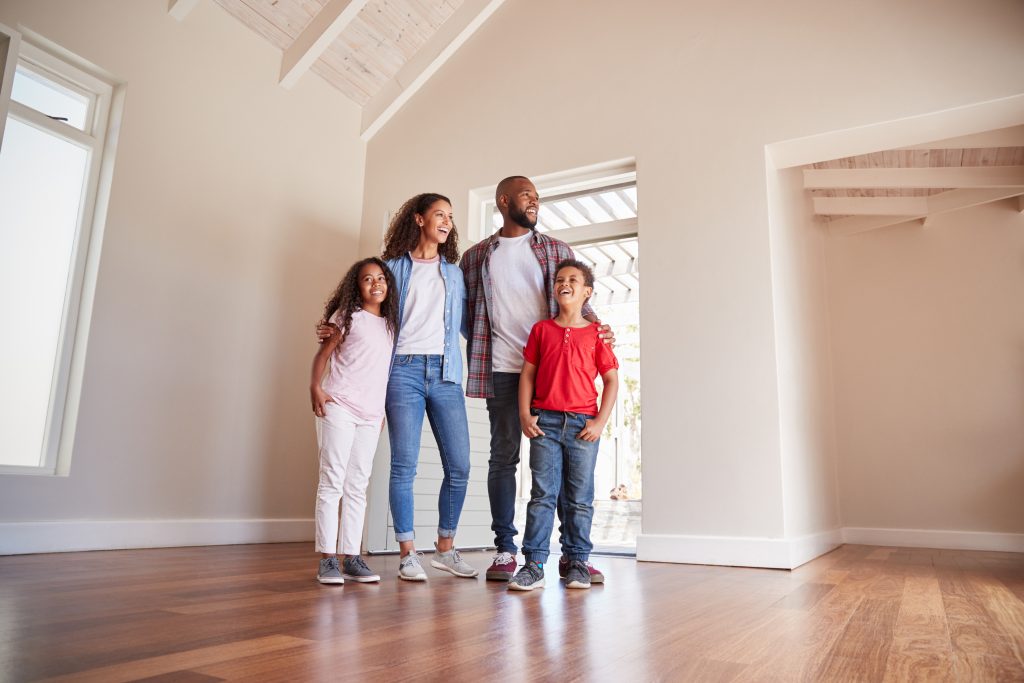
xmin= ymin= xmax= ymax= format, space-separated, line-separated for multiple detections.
xmin=386 ymin=355 xmax=471 ymax=542
xmin=521 ymin=410 xmax=599 ymax=564
xmin=487 ymin=372 xmax=571 ymax=555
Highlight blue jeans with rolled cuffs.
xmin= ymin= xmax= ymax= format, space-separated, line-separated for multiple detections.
xmin=521 ymin=409 xmax=600 ymax=565
xmin=386 ymin=355 xmax=471 ymax=543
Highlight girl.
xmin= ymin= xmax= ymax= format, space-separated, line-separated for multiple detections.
xmin=310 ymin=257 xmax=397 ymax=584
xmin=381 ymin=193 xmax=477 ymax=581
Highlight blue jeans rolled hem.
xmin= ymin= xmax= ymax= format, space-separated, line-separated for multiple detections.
xmin=395 ymin=531 xmax=415 ymax=542
xmin=438 ymin=527 xmax=456 ymax=539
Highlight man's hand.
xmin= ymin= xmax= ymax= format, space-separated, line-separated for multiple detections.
xmin=316 ymin=321 xmax=341 ymax=344
xmin=521 ymin=413 xmax=543 ymax=439
xmin=596 ymin=322 xmax=616 ymax=348
xmin=578 ymin=418 xmax=605 ymax=442
xmin=311 ymin=385 xmax=334 ymax=417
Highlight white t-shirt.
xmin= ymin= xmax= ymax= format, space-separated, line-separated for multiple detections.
xmin=488 ymin=232 xmax=548 ymax=372
xmin=395 ymin=255 xmax=446 ymax=355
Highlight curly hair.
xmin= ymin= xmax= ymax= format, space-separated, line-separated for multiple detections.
xmin=322 ymin=257 xmax=399 ymax=342
xmin=381 ymin=192 xmax=460 ymax=263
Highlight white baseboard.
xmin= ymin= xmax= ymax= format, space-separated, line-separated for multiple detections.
xmin=636 ymin=529 xmax=841 ymax=570
xmin=841 ymin=527 xmax=1024 ymax=553
xmin=0 ymin=518 xmax=314 ymax=555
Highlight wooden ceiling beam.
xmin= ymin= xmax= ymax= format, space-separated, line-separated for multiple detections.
xmin=280 ymin=0 xmax=369 ymax=89
xmin=828 ymin=187 xmax=1024 ymax=236
xmin=805 ymin=165 xmax=1024 ymax=189
xmin=360 ymin=0 xmax=507 ymax=140
xmin=168 ymin=0 xmax=200 ymax=22
xmin=814 ymin=196 xmax=929 ymax=216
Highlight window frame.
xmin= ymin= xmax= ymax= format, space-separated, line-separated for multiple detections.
xmin=0 ymin=27 xmax=123 ymax=476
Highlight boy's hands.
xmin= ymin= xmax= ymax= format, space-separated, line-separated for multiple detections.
xmin=521 ymin=413 xmax=543 ymax=439
xmin=316 ymin=321 xmax=341 ymax=344
xmin=578 ymin=418 xmax=606 ymax=442
xmin=311 ymin=385 xmax=335 ymax=417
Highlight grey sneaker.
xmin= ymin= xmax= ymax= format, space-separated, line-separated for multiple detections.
xmin=565 ymin=559 xmax=592 ymax=589
xmin=508 ymin=560 xmax=545 ymax=591
xmin=398 ymin=552 xmax=427 ymax=581
xmin=342 ymin=555 xmax=380 ymax=583
xmin=317 ymin=557 xmax=345 ymax=585
xmin=430 ymin=542 xmax=479 ymax=578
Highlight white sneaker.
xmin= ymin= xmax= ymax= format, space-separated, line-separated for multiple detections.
xmin=398 ymin=552 xmax=427 ymax=581
xmin=430 ymin=542 xmax=479 ymax=578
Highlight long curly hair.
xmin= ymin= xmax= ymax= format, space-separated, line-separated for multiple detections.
xmin=381 ymin=193 xmax=460 ymax=263
xmin=321 ymin=257 xmax=398 ymax=342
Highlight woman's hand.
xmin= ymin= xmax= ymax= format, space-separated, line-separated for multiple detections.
xmin=578 ymin=418 xmax=605 ymax=442
xmin=521 ymin=413 xmax=543 ymax=439
xmin=316 ymin=321 xmax=341 ymax=345
xmin=311 ymin=385 xmax=334 ymax=417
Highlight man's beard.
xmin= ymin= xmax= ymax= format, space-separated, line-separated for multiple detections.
xmin=508 ymin=204 xmax=537 ymax=229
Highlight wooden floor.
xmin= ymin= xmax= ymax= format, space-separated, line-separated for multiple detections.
xmin=2 ymin=543 xmax=1023 ymax=682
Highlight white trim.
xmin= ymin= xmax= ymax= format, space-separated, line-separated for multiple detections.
xmin=841 ymin=527 xmax=1024 ymax=553
xmin=0 ymin=518 xmax=314 ymax=555
xmin=0 ymin=22 xmax=22 ymax=149
xmin=766 ymin=93 xmax=1024 ymax=170
xmin=636 ymin=529 xmax=841 ymax=570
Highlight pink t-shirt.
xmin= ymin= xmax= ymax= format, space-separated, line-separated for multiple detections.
xmin=321 ymin=309 xmax=394 ymax=422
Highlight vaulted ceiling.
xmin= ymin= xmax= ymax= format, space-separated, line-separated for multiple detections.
xmin=804 ymin=126 xmax=1024 ymax=236
xmin=171 ymin=0 xmax=503 ymax=139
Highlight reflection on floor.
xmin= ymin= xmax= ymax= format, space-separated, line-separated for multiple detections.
xmin=514 ymin=498 xmax=641 ymax=554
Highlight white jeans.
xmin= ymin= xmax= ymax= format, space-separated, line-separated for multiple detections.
xmin=314 ymin=403 xmax=380 ymax=555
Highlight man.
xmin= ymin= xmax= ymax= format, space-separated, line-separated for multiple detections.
xmin=460 ymin=176 xmax=612 ymax=584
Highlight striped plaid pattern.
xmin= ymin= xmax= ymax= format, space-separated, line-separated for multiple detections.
xmin=459 ymin=230 xmax=593 ymax=399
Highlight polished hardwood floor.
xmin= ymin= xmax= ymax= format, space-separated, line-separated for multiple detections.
xmin=1 ymin=543 xmax=1023 ymax=681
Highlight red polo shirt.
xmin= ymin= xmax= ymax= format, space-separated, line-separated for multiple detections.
xmin=523 ymin=319 xmax=619 ymax=416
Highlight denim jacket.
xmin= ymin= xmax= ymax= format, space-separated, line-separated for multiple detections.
xmin=385 ymin=253 xmax=468 ymax=384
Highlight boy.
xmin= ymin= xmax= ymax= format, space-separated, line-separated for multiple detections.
xmin=509 ymin=259 xmax=619 ymax=590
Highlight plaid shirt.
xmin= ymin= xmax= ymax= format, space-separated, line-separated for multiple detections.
xmin=460 ymin=230 xmax=594 ymax=398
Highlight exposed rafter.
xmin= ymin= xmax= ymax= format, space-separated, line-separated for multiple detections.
xmin=279 ymin=0 xmax=369 ymax=90
xmin=360 ymin=0 xmax=506 ymax=140
xmin=828 ymin=188 xmax=1024 ymax=236
xmin=168 ymin=0 xmax=200 ymax=22
xmin=814 ymin=196 xmax=928 ymax=216
xmin=805 ymin=166 xmax=1024 ymax=190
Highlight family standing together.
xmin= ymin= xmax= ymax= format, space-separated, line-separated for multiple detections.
xmin=310 ymin=176 xmax=618 ymax=591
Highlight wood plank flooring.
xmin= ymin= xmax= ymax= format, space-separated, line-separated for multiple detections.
xmin=1 ymin=543 xmax=1023 ymax=681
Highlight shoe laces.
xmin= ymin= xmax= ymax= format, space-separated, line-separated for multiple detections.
xmin=348 ymin=556 xmax=369 ymax=572
xmin=449 ymin=548 xmax=464 ymax=565
xmin=493 ymin=551 xmax=515 ymax=565
xmin=401 ymin=551 xmax=423 ymax=567
xmin=324 ymin=556 xmax=340 ymax=572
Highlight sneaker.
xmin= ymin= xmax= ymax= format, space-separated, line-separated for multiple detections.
xmin=565 ymin=559 xmax=592 ymax=589
xmin=485 ymin=551 xmax=517 ymax=581
xmin=398 ymin=552 xmax=427 ymax=581
xmin=559 ymin=557 xmax=604 ymax=583
xmin=342 ymin=555 xmax=380 ymax=583
xmin=430 ymin=542 xmax=479 ymax=578
xmin=508 ymin=560 xmax=545 ymax=591
xmin=317 ymin=557 xmax=345 ymax=585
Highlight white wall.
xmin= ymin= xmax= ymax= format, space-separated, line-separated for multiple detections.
xmin=829 ymin=200 xmax=1024 ymax=539
xmin=0 ymin=0 xmax=366 ymax=552
xmin=357 ymin=0 xmax=1024 ymax=567
xmin=767 ymin=166 xmax=841 ymax=551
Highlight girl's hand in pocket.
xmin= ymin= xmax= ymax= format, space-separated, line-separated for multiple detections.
xmin=311 ymin=386 xmax=334 ymax=417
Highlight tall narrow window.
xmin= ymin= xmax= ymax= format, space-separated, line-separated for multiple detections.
xmin=0 ymin=36 xmax=120 ymax=474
